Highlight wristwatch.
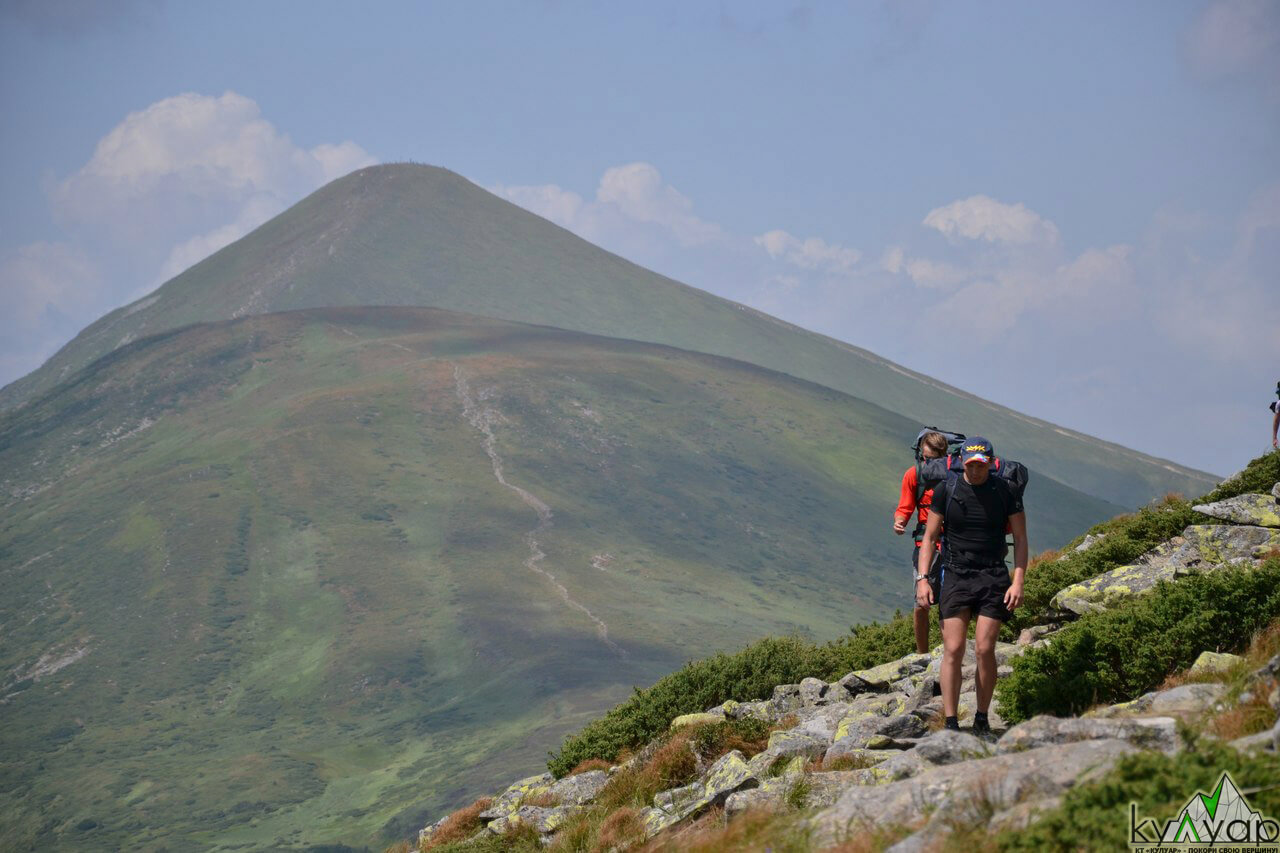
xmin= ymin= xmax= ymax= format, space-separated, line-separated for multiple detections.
xmin=913 ymin=574 xmax=930 ymax=582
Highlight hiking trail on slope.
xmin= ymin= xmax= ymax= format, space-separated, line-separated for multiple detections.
xmin=453 ymin=364 xmax=624 ymax=658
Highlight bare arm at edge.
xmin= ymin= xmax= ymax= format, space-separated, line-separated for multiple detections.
xmin=916 ymin=509 xmax=944 ymax=606
xmin=1005 ymin=511 xmax=1028 ymax=609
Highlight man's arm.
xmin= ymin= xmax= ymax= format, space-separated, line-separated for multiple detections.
xmin=1005 ymin=512 xmax=1028 ymax=609
xmin=1272 ymin=408 xmax=1278 ymax=448
xmin=917 ymin=510 xmax=943 ymax=606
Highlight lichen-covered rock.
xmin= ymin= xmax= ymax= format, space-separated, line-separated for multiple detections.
xmin=1193 ymin=493 xmax=1280 ymax=528
xmin=997 ymin=714 xmax=1181 ymax=755
xmin=1088 ymin=682 xmax=1226 ymax=719
xmin=912 ymin=729 xmax=994 ymax=765
xmin=669 ymin=712 xmax=721 ymax=730
xmin=799 ymin=676 xmax=830 ymax=706
xmin=841 ymin=653 xmax=932 ymax=693
xmin=1050 ymin=524 xmax=1280 ymax=616
xmin=809 ymin=738 xmax=1137 ymax=848
xmin=477 ymin=772 xmax=553 ymax=820
xmin=766 ymin=728 xmax=830 ymax=758
xmin=486 ymin=804 xmax=581 ymax=835
xmin=548 ymin=769 xmax=609 ymax=806
xmin=1188 ymin=650 xmax=1243 ymax=676
xmin=826 ymin=712 xmax=929 ymax=759
xmin=642 ymin=750 xmax=758 ymax=837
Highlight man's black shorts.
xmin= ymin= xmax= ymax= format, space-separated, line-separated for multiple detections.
xmin=938 ymin=561 xmax=1012 ymax=621
xmin=911 ymin=544 xmax=942 ymax=603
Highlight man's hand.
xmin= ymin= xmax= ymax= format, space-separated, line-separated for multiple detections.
xmin=1004 ymin=578 xmax=1024 ymax=610
xmin=894 ymin=517 xmax=907 ymax=535
xmin=915 ymin=579 xmax=934 ymax=608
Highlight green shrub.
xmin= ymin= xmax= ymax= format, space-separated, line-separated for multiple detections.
xmin=1200 ymin=449 xmax=1280 ymax=504
xmin=995 ymin=740 xmax=1280 ymax=851
xmin=997 ymin=560 xmax=1280 ymax=722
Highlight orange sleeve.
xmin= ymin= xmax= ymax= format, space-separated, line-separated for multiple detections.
xmin=895 ymin=467 xmax=917 ymax=521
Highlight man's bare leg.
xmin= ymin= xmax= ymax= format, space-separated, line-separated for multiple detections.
xmin=940 ymin=613 xmax=970 ymax=719
xmin=973 ymin=615 xmax=1003 ymax=713
xmin=913 ymin=605 xmax=931 ymax=655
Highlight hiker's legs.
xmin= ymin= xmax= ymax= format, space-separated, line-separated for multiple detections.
xmin=941 ymin=613 xmax=970 ymax=718
xmin=973 ymin=615 xmax=1003 ymax=714
xmin=913 ymin=605 xmax=931 ymax=655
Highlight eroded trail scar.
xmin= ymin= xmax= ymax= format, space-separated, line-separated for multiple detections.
xmin=453 ymin=364 xmax=624 ymax=657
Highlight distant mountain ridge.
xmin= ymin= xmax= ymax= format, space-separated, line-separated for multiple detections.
xmin=1 ymin=163 xmax=1214 ymax=507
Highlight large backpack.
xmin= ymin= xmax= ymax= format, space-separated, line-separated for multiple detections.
xmin=910 ymin=429 xmax=1029 ymax=542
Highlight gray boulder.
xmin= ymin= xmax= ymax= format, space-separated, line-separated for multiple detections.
xmin=840 ymin=653 xmax=932 ymax=694
xmin=1050 ymin=524 xmax=1280 ymax=616
xmin=547 ymin=769 xmax=609 ymax=806
xmin=477 ymin=772 xmax=553 ymax=820
xmin=913 ymin=729 xmax=994 ymax=765
xmin=1193 ymin=493 xmax=1280 ymax=528
xmin=640 ymin=749 xmax=759 ymax=837
xmin=809 ymin=738 xmax=1136 ymax=848
xmin=1089 ymin=682 xmax=1226 ymax=719
xmin=1188 ymin=651 xmax=1243 ymax=677
xmin=997 ymin=714 xmax=1181 ymax=755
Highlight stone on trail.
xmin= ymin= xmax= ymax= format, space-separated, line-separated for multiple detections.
xmin=1193 ymin=493 xmax=1280 ymax=528
xmin=840 ymin=653 xmax=932 ymax=693
xmin=912 ymin=729 xmax=994 ymax=765
xmin=997 ymin=714 xmax=1181 ymax=756
xmin=1050 ymin=524 xmax=1280 ymax=616
xmin=808 ymin=738 xmax=1137 ymax=848
xmin=1188 ymin=651 xmax=1243 ymax=677
xmin=1088 ymin=682 xmax=1226 ymax=719
xmin=1273 ymin=481 xmax=1280 ymax=500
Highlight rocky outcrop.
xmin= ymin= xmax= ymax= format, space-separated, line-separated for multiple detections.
xmin=1193 ymin=493 xmax=1280 ymax=528
xmin=809 ymin=738 xmax=1138 ymax=848
xmin=1051 ymin=524 xmax=1280 ymax=617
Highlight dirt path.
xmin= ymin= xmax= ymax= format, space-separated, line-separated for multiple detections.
xmin=453 ymin=364 xmax=624 ymax=657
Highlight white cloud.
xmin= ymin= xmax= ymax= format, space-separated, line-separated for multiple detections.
xmin=595 ymin=163 xmax=723 ymax=246
xmin=754 ymin=229 xmax=862 ymax=274
xmin=1184 ymin=0 xmax=1280 ymax=80
xmin=493 ymin=183 xmax=586 ymax=232
xmin=0 ymin=92 xmax=378 ymax=390
xmin=54 ymin=91 xmax=377 ymax=255
xmin=904 ymin=257 xmax=967 ymax=289
xmin=923 ymin=195 xmax=1060 ymax=245
xmin=494 ymin=162 xmax=724 ymax=251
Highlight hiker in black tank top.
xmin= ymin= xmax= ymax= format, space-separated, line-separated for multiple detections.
xmin=916 ymin=437 xmax=1028 ymax=739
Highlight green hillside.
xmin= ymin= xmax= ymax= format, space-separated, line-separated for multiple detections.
xmin=0 ymin=163 xmax=1214 ymax=508
xmin=0 ymin=308 xmax=1117 ymax=851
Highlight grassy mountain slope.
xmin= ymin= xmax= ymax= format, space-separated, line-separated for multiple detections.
xmin=0 ymin=163 xmax=1214 ymax=507
xmin=0 ymin=307 xmax=1117 ymax=851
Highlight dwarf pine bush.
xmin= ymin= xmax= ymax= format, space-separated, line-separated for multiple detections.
xmin=997 ymin=560 xmax=1280 ymax=722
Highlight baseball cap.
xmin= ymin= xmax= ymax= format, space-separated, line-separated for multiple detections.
xmin=960 ymin=437 xmax=994 ymax=465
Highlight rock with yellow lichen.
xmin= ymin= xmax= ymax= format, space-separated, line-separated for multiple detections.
xmin=1051 ymin=523 xmax=1280 ymax=616
xmin=1193 ymin=492 xmax=1280 ymax=528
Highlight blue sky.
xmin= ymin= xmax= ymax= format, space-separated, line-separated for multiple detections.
xmin=1 ymin=0 xmax=1276 ymax=476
